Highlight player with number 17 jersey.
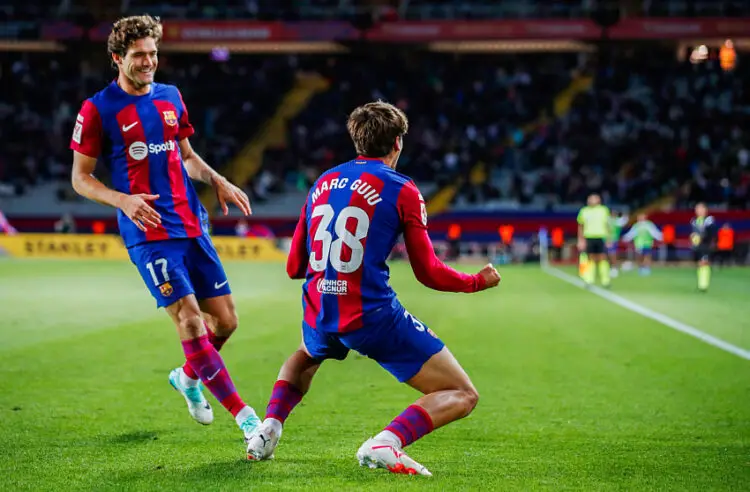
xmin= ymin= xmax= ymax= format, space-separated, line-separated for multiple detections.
xmin=70 ymin=16 xmax=260 ymax=458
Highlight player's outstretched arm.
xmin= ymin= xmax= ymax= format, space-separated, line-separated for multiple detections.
xmin=398 ymin=180 xmax=499 ymax=293
xmin=403 ymin=226 xmax=499 ymax=292
xmin=178 ymin=138 xmax=252 ymax=216
xmin=622 ymin=226 xmax=637 ymax=243
xmin=286 ymin=203 xmax=309 ymax=279
xmin=646 ymin=222 xmax=663 ymax=241
xmin=71 ymin=151 xmax=161 ymax=232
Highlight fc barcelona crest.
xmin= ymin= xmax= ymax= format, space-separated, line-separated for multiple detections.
xmin=159 ymin=282 xmax=174 ymax=297
xmin=163 ymin=110 xmax=178 ymax=126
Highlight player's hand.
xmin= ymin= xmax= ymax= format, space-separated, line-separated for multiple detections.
xmin=577 ymin=238 xmax=586 ymax=252
xmin=213 ymin=176 xmax=252 ymax=216
xmin=119 ymin=193 xmax=161 ymax=232
xmin=478 ymin=263 xmax=501 ymax=289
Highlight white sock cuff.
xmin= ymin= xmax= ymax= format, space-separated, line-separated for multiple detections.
xmin=179 ymin=368 xmax=200 ymax=388
xmin=234 ymin=406 xmax=257 ymax=427
xmin=374 ymin=430 xmax=402 ymax=448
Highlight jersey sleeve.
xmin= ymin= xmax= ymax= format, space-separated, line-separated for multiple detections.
xmin=397 ymin=181 xmax=485 ymax=293
xmin=646 ymin=221 xmax=663 ymax=241
xmin=176 ymin=89 xmax=195 ymax=141
xmin=397 ymin=180 xmax=429 ymax=232
xmin=577 ymin=209 xmax=585 ymax=224
xmin=705 ymin=216 xmax=718 ymax=241
xmin=70 ymin=100 xmax=103 ymax=158
xmin=622 ymin=225 xmax=637 ymax=242
xmin=286 ymin=201 xmax=309 ymax=279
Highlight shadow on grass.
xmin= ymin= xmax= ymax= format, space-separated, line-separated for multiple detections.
xmin=108 ymin=430 xmax=162 ymax=444
xmin=99 ymin=455 xmax=437 ymax=490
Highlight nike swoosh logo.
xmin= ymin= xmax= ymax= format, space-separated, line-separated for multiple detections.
xmin=122 ymin=122 xmax=138 ymax=132
xmin=206 ymin=368 xmax=221 ymax=381
xmin=214 ymin=280 xmax=228 ymax=289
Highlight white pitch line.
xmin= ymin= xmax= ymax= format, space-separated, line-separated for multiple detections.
xmin=543 ymin=266 xmax=750 ymax=361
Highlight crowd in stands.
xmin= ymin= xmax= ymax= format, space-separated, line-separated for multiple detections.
xmin=0 ymin=52 xmax=296 ymax=198
xmin=2 ymin=44 xmax=749 ymax=213
xmin=0 ymin=0 xmax=594 ymax=22
xmin=256 ymin=47 xmax=750 ymax=212
xmin=12 ymin=0 xmax=750 ymax=24
xmin=257 ymin=51 xmax=578 ymax=202
xmin=476 ymin=46 xmax=750 ymax=211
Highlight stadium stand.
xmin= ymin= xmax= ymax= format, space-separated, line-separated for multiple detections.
xmin=2 ymin=46 xmax=749 ymax=216
xmin=0 ymin=52 xmax=297 ymax=202
xmin=0 ymin=0 xmax=748 ymax=260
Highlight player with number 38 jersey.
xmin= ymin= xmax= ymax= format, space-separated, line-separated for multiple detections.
xmin=293 ymin=158 xmax=460 ymax=333
xmin=246 ymin=101 xmax=501 ymax=476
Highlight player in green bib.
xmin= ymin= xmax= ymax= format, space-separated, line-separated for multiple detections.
xmin=608 ymin=210 xmax=629 ymax=278
xmin=577 ymin=194 xmax=611 ymax=287
xmin=622 ymin=213 xmax=662 ymax=276
xmin=690 ymin=202 xmax=717 ymax=292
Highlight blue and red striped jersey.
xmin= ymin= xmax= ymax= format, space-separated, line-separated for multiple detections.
xmin=70 ymin=81 xmax=207 ymax=248
xmin=286 ymin=157 xmax=485 ymax=334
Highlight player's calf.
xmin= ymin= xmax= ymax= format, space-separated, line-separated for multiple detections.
xmin=247 ymin=348 xmax=319 ymax=460
xmin=358 ymin=347 xmax=478 ymax=476
xmin=181 ymin=296 xmax=238 ymax=380
xmin=199 ymin=294 xmax=239 ymax=342
xmin=168 ymin=297 xmax=260 ymax=455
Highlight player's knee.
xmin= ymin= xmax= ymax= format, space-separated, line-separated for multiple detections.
xmin=179 ymin=315 xmax=206 ymax=339
xmin=461 ymin=387 xmax=480 ymax=417
xmin=216 ymin=309 xmax=239 ymax=336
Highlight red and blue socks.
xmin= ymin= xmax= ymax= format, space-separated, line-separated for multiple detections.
xmin=182 ymin=324 xmax=229 ymax=381
xmin=182 ymin=334 xmax=249 ymax=420
xmin=380 ymin=405 xmax=434 ymax=448
xmin=265 ymin=380 xmax=303 ymax=424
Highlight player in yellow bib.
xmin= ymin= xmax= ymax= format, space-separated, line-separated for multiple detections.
xmin=577 ymin=194 xmax=611 ymax=287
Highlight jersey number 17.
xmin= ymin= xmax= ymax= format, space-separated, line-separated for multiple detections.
xmin=309 ymin=204 xmax=370 ymax=274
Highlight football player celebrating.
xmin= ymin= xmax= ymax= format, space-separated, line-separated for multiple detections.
xmin=246 ymin=101 xmax=501 ymax=475
xmin=70 ymin=15 xmax=260 ymax=457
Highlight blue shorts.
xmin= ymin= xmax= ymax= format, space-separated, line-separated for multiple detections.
xmin=127 ymin=234 xmax=231 ymax=308
xmin=302 ymin=303 xmax=445 ymax=383
xmin=608 ymin=243 xmax=618 ymax=255
xmin=637 ymin=246 xmax=653 ymax=256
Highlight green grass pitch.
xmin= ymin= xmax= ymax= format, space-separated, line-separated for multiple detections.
xmin=0 ymin=259 xmax=748 ymax=490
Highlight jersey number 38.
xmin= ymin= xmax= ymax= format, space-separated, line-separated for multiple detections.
xmin=309 ymin=204 xmax=370 ymax=273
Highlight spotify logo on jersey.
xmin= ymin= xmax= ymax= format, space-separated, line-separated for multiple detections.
xmin=128 ymin=141 xmax=148 ymax=160
xmin=128 ymin=140 xmax=176 ymax=160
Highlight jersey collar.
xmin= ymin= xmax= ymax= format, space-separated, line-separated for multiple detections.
xmin=354 ymin=155 xmax=385 ymax=165
xmin=110 ymin=79 xmax=153 ymax=98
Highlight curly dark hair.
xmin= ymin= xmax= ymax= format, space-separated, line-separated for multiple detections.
xmin=346 ymin=101 xmax=409 ymax=158
xmin=107 ymin=15 xmax=162 ymax=61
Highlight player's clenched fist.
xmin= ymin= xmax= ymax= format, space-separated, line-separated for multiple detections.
xmin=478 ymin=263 xmax=501 ymax=289
xmin=118 ymin=193 xmax=162 ymax=232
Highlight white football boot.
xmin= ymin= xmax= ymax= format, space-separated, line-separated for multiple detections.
xmin=356 ymin=437 xmax=432 ymax=476
xmin=168 ymin=367 xmax=213 ymax=425
xmin=245 ymin=419 xmax=282 ymax=461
